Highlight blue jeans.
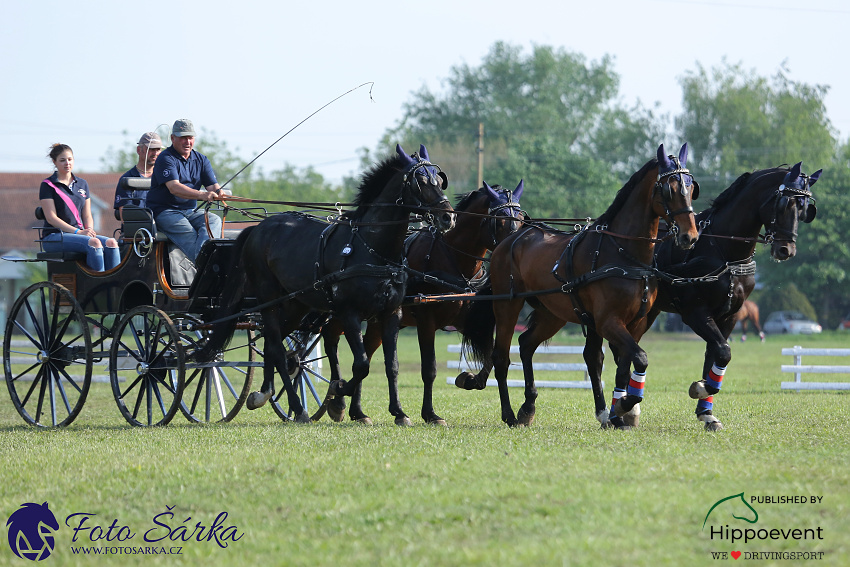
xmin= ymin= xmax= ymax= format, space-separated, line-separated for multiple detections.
xmin=154 ymin=208 xmax=222 ymax=261
xmin=42 ymin=233 xmax=120 ymax=272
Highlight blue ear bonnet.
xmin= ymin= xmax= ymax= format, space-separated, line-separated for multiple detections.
xmin=396 ymin=144 xmax=442 ymax=185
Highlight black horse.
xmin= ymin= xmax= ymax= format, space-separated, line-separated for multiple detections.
xmin=195 ymin=145 xmax=455 ymax=422
xmin=320 ymin=181 xmax=526 ymax=425
xmin=640 ymin=162 xmax=821 ymax=430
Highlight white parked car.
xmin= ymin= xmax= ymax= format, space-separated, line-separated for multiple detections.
xmin=763 ymin=311 xmax=822 ymax=335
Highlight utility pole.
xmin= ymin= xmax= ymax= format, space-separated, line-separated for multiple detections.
xmin=477 ymin=122 xmax=484 ymax=189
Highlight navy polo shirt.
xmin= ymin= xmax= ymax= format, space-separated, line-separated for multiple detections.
xmin=39 ymin=173 xmax=89 ymax=235
xmin=147 ymin=146 xmax=218 ymax=215
xmin=114 ymin=166 xmax=148 ymax=210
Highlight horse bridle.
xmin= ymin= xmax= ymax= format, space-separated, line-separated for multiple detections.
xmin=654 ymin=157 xmax=698 ymax=236
xmin=486 ymin=189 xmax=525 ymax=248
xmin=399 ymin=154 xmax=450 ymax=225
xmin=760 ymin=178 xmax=816 ymax=244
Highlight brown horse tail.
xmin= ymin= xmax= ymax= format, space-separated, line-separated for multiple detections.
xmin=459 ymin=284 xmax=496 ymax=366
xmin=192 ymin=226 xmax=256 ymax=362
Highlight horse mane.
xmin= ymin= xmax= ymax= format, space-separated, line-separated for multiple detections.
xmin=595 ymin=158 xmax=658 ymax=225
xmin=454 ymin=185 xmax=499 ymax=212
xmin=705 ymin=166 xmax=789 ymax=214
xmin=352 ymin=152 xmax=408 ymax=216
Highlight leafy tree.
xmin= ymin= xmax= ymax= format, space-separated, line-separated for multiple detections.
xmin=677 ymin=60 xmax=836 ymax=202
xmin=383 ymin=41 xmax=667 ymax=219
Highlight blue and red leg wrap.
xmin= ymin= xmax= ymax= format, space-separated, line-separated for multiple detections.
xmin=705 ymin=364 xmax=726 ymax=392
xmin=627 ymin=371 xmax=646 ymax=400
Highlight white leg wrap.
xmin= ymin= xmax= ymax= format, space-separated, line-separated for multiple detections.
xmin=596 ymin=408 xmax=610 ymax=425
xmin=698 ymin=413 xmax=719 ymax=424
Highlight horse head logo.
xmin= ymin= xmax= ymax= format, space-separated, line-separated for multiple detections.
xmin=6 ymin=502 xmax=60 ymax=561
xmin=702 ymin=492 xmax=759 ymax=530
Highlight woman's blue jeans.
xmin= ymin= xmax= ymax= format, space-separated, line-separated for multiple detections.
xmin=42 ymin=233 xmax=120 ymax=272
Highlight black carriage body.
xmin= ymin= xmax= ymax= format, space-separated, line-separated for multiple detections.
xmin=45 ymin=239 xmax=242 ymax=319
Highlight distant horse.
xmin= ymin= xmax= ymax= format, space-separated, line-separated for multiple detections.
xmin=649 ymin=162 xmax=820 ymax=430
xmin=462 ymin=144 xmax=700 ymax=427
xmin=320 ymin=180 xmax=526 ymax=425
xmin=735 ymin=299 xmax=764 ymax=342
xmin=195 ymin=144 xmax=455 ymax=422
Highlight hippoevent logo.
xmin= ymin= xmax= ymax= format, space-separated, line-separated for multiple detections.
xmin=702 ymin=492 xmax=827 ymax=561
xmin=5 ymin=502 xmax=244 ymax=560
xmin=6 ymin=502 xmax=59 ymax=561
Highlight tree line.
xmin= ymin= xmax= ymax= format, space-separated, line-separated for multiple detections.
xmin=102 ymin=41 xmax=850 ymax=328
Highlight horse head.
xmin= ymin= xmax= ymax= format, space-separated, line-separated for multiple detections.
xmin=483 ymin=180 xmax=525 ymax=248
xmin=656 ymin=143 xmax=700 ymax=249
xmin=762 ymin=162 xmax=821 ymax=261
xmin=396 ymin=144 xmax=455 ymax=232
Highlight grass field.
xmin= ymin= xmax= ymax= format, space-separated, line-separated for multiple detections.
xmin=1 ymin=329 xmax=848 ymax=566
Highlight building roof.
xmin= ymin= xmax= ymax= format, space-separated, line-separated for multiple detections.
xmin=0 ymin=172 xmax=123 ymax=253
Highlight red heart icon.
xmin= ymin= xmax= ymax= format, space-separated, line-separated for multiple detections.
xmin=731 ymin=551 xmax=742 ymax=560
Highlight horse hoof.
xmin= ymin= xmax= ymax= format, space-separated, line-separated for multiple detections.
xmin=517 ymin=407 xmax=535 ymax=426
xmin=689 ymin=380 xmax=708 ymax=400
xmin=622 ymin=413 xmax=640 ymax=427
xmin=246 ymin=390 xmax=272 ymax=410
xmin=327 ymin=398 xmax=347 ymax=423
xmin=427 ymin=418 xmax=448 ymax=427
xmin=454 ymin=372 xmax=474 ymax=390
xmin=395 ymin=416 xmax=413 ymax=427
xmin=704 ymin=420 xmax=724 ymax=432
xmin=355 ymin=416 xmax=373 ymax=426
xmin=294 ymin=410 xmax=312 ymax=424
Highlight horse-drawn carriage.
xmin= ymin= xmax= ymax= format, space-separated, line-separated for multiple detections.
xmin=2 ymin=176 xmax=329 ymax=427
xmin=3 ymin=142 xmax=822 ymax=432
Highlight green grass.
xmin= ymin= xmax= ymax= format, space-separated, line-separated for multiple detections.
xmin=1 ymin=330 xmax=848 ymax=566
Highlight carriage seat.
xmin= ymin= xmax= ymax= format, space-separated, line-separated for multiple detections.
xmin=33 ymin=206 xmax=87 ymax=262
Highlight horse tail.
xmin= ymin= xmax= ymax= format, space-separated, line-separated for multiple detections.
xmin=459 ymin=284 xmax=496 ymax=366
xmin=193 ymin=226 xmax=256 ymax=362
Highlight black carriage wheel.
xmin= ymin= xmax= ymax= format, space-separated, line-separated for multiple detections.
xmin=109 ymin=306 xmax=184 ymax=427
xmin=3 ymin=282 xmax=92 ymax=427
xmin=179 ymin=326 xmax=256 ymax=423
xmin=270 ymin=330 xmax=330 ymax=422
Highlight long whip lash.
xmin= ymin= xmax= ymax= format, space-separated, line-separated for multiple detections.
xmin=220 ymin=82 xmax=375 ymax=189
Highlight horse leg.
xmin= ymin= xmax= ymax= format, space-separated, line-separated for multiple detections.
xmin=740 ymin=317 xmax=748 ymax=343
xmin=249 ymin=309 xmax=311 ymax=423
xmin=319 ymin=321 xmax=347 ymax=422
xmin=684 ymin=312 xmax=731 ymax=431
xmin=417 ymin=320 xmax=446 ymax=426
xmin=516 ymin=308 xmax=565 ymax=426
xmin=603 ymin=326 xmax=647 ymax=430
xmin=492 ymin=298 xmax=525 ymax=427
xmin=378 ymin=309 xmax=411 ymax=426
xmin=583 ymin=328 xmax=608 ymax=427
xmin=328 ymin=315 xmax=373 ymax=424
xmin=347 ymin=320 xmax=382 ymax=424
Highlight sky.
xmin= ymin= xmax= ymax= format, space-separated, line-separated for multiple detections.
xmin=1 ymin=0 xmax=848 ymax=185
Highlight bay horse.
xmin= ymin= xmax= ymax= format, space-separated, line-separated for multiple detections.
xmin=194 ymin=144 xmax=455 ymax=422
xmin=320 ymin=180 xmax=526 ymax=425
xmin=647 ymin=162 xmax=820 ymax=430
xmin=462 ymin=144 xmax=700 ymax=427
xmin=735 ymin=299 xmax=764 ymax=342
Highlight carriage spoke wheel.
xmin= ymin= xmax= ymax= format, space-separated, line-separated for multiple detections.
xmin=179 ymin=326 xmax=256 ymax=423
xmin=3 ymin=282 xmax=92 ymax=427
xmin=109 ymin=306 xmax=184 ymax=427
xmin=270 ymin=330 xmax=330 ymax=422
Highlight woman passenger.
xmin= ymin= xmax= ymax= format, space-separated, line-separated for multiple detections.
xmin=39 ymin=144 xmax=120 ymax=272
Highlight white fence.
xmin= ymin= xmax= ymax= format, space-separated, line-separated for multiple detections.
xmin=780 ymin=346 xmax=850 ymax=391
xmin=446 ymin=344 xmax=603 ymax=389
